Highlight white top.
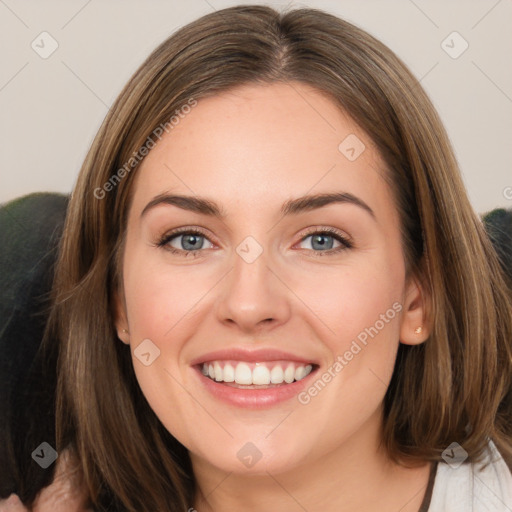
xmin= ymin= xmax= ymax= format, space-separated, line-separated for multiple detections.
xmin=428 ymin=440 xmax=512 ymax=511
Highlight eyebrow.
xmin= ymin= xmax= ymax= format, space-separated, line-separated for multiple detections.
xmin=141 ymin=191 xmax=375 ymax=220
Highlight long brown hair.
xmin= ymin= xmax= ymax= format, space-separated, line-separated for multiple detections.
xmin=47 ymin=5 xmax=512 ymax=510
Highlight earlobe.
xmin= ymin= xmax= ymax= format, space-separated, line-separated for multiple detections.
xmin=399 ymin=276 xmax=431 ymax=345
xmin=118 ymin=328 xmax=130 ymax=345
xmin=113 ymin=292 xmax=130 ymax=345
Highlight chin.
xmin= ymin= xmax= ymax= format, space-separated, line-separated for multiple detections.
xmin=186 ymin=430 xmax=311 ymax=476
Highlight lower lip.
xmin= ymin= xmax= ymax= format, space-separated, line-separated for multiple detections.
xmin=193 ymin=365 xmax=318 ymax=409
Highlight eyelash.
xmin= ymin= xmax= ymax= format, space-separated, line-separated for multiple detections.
xmin=156 ymin=226 xmax=353 ymax=258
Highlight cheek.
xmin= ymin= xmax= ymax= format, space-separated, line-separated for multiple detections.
xmin=121 ymin=253 xmax=212 ymax=442
xmin=290 ymin=254 xmax=404 ymax=354
xmin=287 ymin=259 xmax=404 ymax=445
xmin=121 ymin=247 xmax=222 ymax=417
xmin=123 ymin=251 xmax=216 ymax=341
xmin=288 ymin=249 xmax=405 ymax=425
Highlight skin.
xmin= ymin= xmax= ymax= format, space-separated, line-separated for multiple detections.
xmin=1 ymin=81 xmax=432 ymax=511
xmin=114 ymin=82 xmax=433 ymax=511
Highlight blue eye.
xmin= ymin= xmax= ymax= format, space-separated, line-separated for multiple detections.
xmin=157 ymin=229 xmax=213 ymax=256
xmin=297 ymin=229 xmax=352 ymax=256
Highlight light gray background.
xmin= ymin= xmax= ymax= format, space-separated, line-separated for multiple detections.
xmin=1 ymin=0 xmax=511 ymax=214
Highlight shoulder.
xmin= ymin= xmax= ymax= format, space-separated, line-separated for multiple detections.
xmin=429 ymin=440 xmax=512 ymax=511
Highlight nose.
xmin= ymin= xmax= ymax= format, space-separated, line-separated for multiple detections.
xmin=215 ymin=244 xmax=292 ymax=335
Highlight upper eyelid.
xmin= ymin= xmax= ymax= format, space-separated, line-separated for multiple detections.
xmin=159 ymin=227 xmax=215 ymax=247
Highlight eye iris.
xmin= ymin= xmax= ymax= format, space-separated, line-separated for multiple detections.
xmin=311 ymin=234 xmax=334 ymax=250
xmin=182 ymin=234 xmax=203 ymax=250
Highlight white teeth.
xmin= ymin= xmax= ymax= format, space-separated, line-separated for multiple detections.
xmin=284 ymin=364 xmax=295 ymax=383
xmin=295 ymin=364 xmax=313 ymax=381
xmin=234 ymin=362 xmax=253 ymax=384
xmin=252 ymin=364 xmax=271 ymax=385
xmin=214 ymin=362 xmax=223 ymax=381
xmin=200 ymin=361 xmax=314 ymax=385
xmin=223 ymin=363 xmax=235 ymax=382
xmin=270 ymin=365 xmax=284 ymax=384
xmin=295 ymin=366 xmax=306 ymax=381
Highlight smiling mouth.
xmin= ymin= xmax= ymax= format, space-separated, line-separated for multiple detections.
xmin=198 ymin=360 xmax=318 ymax=388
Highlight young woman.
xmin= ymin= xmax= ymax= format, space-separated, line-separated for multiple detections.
xmin=3 ymin=4 xmax=512 ymax=511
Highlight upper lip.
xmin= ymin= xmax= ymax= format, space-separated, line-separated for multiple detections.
xmin=190 ymin=348 xmax=320 ymax=366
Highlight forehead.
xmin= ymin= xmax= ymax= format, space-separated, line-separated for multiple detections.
xmin=129 ymin=82 xmax=391 ymax=221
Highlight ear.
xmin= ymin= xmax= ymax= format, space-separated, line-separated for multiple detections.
xmin=113 ymin=290 xmax=130 ymax=345
xmin=399 ymin=274 xmax=431 ymax=345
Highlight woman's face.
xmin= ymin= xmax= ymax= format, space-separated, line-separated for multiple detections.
xmin=115 ymin=82 xmax=427 ymax=476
